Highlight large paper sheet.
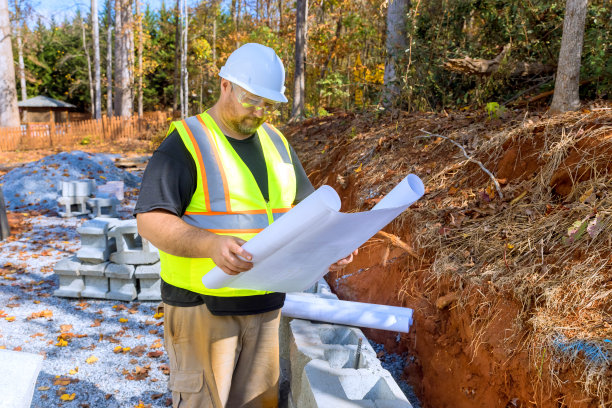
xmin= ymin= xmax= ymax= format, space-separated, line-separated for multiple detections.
xmin=202 ymin=174 xmax=425 ymax=293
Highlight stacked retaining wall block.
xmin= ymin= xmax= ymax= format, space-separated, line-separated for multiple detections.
xmin=280 ymin=279 xmax=413 ymax=408
xmin=54 ymin=218 xmax=162 ymax=301
xmin=53 ymin=255 xmax=84 ymax=298
xmin=58 ymin=180 xmax=96 ymax=217
xmin=87 ymin=197 xmax=120 ymax=218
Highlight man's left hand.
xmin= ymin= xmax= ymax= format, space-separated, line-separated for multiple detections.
xmin=328 ymin=249 xmax=359 ymax=271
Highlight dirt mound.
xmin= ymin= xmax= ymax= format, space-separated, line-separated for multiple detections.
xmin=284 ymin=103 xmax=611 ymax=407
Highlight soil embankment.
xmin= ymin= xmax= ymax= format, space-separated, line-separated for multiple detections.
xmin=285 ymin=105 xmax=611 ymax=408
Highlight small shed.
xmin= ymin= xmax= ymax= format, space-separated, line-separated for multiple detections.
xmin=18 ymin=96 xmax=77 ymax=124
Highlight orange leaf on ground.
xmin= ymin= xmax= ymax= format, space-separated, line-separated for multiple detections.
xmin=28 ymin=310 xmax=53 ymax=320
xmin=5 ymin=316 xmax=16 ymax=322
xmin=60 ymin=324 xmax=73 ymax=332
xmin=85 ymin=355 xmax=98 ymax=364
xmin=147 ymin=351 xmax=163 ymax=358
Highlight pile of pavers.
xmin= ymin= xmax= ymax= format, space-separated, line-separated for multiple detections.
xmin=280 ymin=279 xmax=413 ymax=408
xmin=53 ymin=218 xmax=161 ymax=301
xmin=57 ymin=180 xmax=122 ymax=218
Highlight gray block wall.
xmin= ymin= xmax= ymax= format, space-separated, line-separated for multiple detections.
xmin=280 ymin=279 xmax=412 ymax=408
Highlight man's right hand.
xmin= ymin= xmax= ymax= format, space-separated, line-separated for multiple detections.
xmin=209 ymin=235 xmax=253 ymax=276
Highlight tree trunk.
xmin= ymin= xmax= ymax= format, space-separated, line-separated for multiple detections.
xmin=0 ymin=0 xmax=19 ymax=127
xmin=92 ymin=0 xmax=102 ymax=119
xmin=82 ymin=19 xmax=95 ymax=117
xmin=290 ymin=0 xmax=307 ymax=121
xmin=114 ymin=0 xmax=133 ymax=117
xmin=14 ymin=0 xmax=26 ymax=101
xmin=550 ymin=0 xmax=588 ymax=113
xmin=106 ymin=0 xmax=113 ymax=118
xmin=173 ymin=0 xmax=180 ymax=115
xmin=382 ymin=0 xmax=408 ymax=108
xmin=136 ymin=0 xmax=143 ymax=117
xmin=277 ymin=0 xmax=283 ymax=32
xmin=179 ymin=0 xmax=189 ymax=118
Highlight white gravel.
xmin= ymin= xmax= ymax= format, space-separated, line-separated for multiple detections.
xmin=0 ymin=152 xmax=172 ymax=408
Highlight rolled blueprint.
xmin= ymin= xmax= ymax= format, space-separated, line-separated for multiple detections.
xmin=202 ymin=173 xmax=425 ymax=293
xmin=282 ymin=294 xmax=414 ymax=333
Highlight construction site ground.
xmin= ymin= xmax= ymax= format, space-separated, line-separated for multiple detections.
xmin=0 ymin=103 xmax=610 ymax=407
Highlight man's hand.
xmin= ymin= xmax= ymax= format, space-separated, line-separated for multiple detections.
xmin=328 ymin=249 xmax=359 ymax=271
xmin=209 ymin=235 xmax=253 ymax=276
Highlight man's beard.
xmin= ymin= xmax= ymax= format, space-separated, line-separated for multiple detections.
xmin=229 ymin=115 xmax=265 ymax=136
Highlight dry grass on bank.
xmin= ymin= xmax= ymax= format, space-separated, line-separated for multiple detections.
xmin=417 ymin=109 xmax=611 ymax=401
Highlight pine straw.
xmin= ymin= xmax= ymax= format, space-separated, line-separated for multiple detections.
xmin=414 ymin=108 xmax=612 ymax=402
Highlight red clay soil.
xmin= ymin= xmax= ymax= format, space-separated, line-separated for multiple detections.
xmin=284 ymin=106 xmax=611 ymax=408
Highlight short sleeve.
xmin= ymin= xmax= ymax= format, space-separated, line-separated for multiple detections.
xmin=289 ymin=144 xmax=315 ymax=204
xmin=133 ymin=131 xmax=197 ymax=217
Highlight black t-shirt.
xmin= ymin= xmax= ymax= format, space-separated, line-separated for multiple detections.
xmin=134 ymin=129 xmax=314 ymax=315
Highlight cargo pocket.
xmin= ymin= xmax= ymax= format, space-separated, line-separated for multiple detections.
xmin=169 ymin=370 xmax=203 ymax=393
xmin=169 ymin=370 xmax=209 ymax=408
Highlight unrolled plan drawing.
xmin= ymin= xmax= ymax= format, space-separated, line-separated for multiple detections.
xmin=202 ymin=174 xmax=425 ymax=293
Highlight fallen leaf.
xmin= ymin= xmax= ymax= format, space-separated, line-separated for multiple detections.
xmin=147 ymin=351 xmax=163 ymax=358
xmin=55 ymin=339 xmax=68 ymax=347
xmin=90 ymin=319 xmax=102 ymax=327
xmin=85 ymin=355 xmax=98 ymax=364
xmin=68 ymin=367 xmax=78 ymax=375
xmin=37 ymin=386 xmax=50 ymax=391
xmin=153 ymin=312 xmax=164 ymax=320
xmin=119 ymin=317 xmax=128 ymax=323
xmin=5 ymin=316 xmax=16 ymax=322
xmin=60 ymin=324 xmax=73 ymax=333
xmin=28 ymin=310 xmax=53 ymax=320
xmin=60 ymin=393 xmax=76 ymax=401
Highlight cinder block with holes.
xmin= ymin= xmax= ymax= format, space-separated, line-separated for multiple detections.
xmin=87 ymin=197 xmax=120 ymax=218
xmin=61 ymin=180 xmax=96 ymax=197
xmin=76 ymin=218 xmax=118 ymax=263
xmin=135 ymin=262 xmax=161 ymax=301
xmin=282 ymin=297 xmax=412 ymax=408
xmin=57 ymin=196 xmax=90 ymax=218
xmin=108 ymin=220 xmax=159 ymax=265
xmin=105 ymin=262 xmax=137 ymax=301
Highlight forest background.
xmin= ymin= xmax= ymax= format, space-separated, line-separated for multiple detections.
xmin=8 ymin=0 xmax=612 ymax=123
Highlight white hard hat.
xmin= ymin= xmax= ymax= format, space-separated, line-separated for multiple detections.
xmin=219 ymin=43 xmax=288 ymax=103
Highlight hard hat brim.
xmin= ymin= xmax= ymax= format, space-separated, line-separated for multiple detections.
xmin=220 ymin=72 xmax=288 ymax=103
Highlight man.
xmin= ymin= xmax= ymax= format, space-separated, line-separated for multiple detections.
xmin=135 ymin=43 xmax=356 ymax=408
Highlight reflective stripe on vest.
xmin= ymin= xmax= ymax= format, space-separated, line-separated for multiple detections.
xmin=159 ymin=113 xmax=297 ymax=297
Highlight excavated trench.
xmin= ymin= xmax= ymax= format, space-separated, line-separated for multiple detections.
xmin=284 ymin=108 xmax=610 ymax=408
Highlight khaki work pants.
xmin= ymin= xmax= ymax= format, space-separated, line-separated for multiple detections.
xmin=163 ymin=303 xmax=281 ymax=408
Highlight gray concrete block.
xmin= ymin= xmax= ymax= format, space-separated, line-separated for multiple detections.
xmin=57 ymin=196 xmax=90 ymax=217
xmin=375 ymin=400 xmax=413 ymax=408
xmin=108 ymin=219 xmax=160 ymax=265
xmin=105 ymin=263 xmax=134 ymax=279
xmin=54 ymin=275 xmax=84 ymax=298
xmin=79 ymin=261 xmax=108 ymax=277
xmin=0 ymin=349 xmax=44 ymax=408
xmin=107 ymin=276 xmax=137 ymax=301
xmin=81 ymin=276 xmax=109 ymax=299
xmin=77 ymin=218 xmax=117 ymax=263
xmin=137 ymin=278 xmax=161 ymax=301
xmin=300 ymin=360 xmax=377 ymax=408
xmin=61 ymin=180 xmax=95 ymax=197
xmin=53 ymin=256 xmax=81 ymax=276
xmin=135 ymin=263 xmax=160 ymax=279
xmin=87 ymin=197 xmax=120 ymax=218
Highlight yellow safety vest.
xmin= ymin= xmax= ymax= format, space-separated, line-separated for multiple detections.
xmin=159 ymin=112 xmax=297 ymax=296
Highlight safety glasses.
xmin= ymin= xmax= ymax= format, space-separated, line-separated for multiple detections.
xmin=231 ymin=83 xmax=280 ymax=116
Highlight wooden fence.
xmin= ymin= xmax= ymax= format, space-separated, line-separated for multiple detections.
xmin=0 ymin=111 xmax=170 ymax=151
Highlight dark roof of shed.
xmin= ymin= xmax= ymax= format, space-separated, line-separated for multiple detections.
xmin=17 ymin=96 xmax=77 ymax=109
